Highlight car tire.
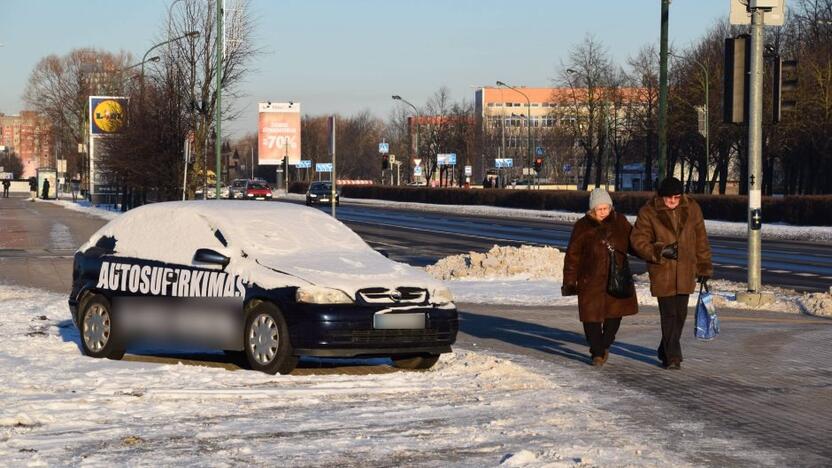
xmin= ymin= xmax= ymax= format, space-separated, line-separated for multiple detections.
xmin=244 ymin=302 xmax=297 ymax=374
xmin=79 ymin=293 xmax=125 ymax=360
xmin=391 ymin=354 xmax=440 ymax=370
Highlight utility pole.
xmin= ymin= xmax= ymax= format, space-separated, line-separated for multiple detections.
xmin=657 ymin=0 xmax=670 ymax=185
xmin=214 ymin=0 xmax=223 ymax=200
xmin=329 ymin=115 xmax=337 ymax=217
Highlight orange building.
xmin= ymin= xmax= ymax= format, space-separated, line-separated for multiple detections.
xmin=0 ymin=111 xmax=52 ymax=179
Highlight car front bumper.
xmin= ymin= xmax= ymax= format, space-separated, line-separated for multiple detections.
xmin=286 ymin=303 xmax=458 ymax=357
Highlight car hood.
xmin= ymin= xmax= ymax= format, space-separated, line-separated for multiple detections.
xmin=254 ymin=250 xmax=442 ymax=298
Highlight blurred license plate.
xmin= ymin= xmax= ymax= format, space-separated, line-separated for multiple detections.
xmin=374 ymin=312 xmax=425 ymax=329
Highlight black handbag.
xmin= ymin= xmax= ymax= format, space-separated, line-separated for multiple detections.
xmin=604 ymin=241 xmax=635 ymax=299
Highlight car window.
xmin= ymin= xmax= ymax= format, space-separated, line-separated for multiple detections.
xmin=248 ymin=183 xmax=267 ymax=190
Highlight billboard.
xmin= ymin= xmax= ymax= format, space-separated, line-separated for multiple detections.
xmin=89 ymin=96 xmax=128 ymax=135
xmin=258 ymin=102 xmax=301 ymax=165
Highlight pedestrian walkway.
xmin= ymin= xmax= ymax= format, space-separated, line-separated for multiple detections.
xmin=458 ymin=304 xmax=832 ymax=466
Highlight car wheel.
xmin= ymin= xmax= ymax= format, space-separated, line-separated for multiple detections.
xmin=391 ymin=354 xmax=440 ymax=370
xmin=79 ymin=294 xmax=125 ymax=360
xmin=244 ymin=302 xmax=297 ymax=374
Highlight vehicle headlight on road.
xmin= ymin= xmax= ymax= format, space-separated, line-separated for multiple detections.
xmin=309 ymin=194 xmax=317 ymax=198
xmin=296 ymin=286 xmax=354 ymax=304
xmin=430 ymin=287 xmax=454 ymax=305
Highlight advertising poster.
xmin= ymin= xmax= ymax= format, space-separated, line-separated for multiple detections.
xmin=258 ymin=102 xmax=301 ymax=165
xmin=90 ymin=97 xmax=128 ymax=135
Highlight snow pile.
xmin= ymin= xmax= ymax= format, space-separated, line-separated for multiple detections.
xmin=41 ymin=198 xmax=119 ymax=220
xmin=0 ymin=284 xmax=692 ymax=466
xmin=798 ymin=290 xmax=832 ymax=317
xmin=426 ymin=245 xmax=564 ymax=281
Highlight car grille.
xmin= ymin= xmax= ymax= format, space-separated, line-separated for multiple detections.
xmin=332 ymin=328 xmax=453 ymax=345
xmin=357 ymin=287 xmax=428 ymax=305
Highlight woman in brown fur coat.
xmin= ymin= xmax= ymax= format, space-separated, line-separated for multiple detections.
xmin=562 ymin=188 xmax=638 ymax=367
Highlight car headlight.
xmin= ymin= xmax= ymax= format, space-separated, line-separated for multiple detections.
xmin=296 ymin=286 xmax=354 ymax=304
xmin=309 ymin=194 xmax=317 ymax=198
xmin=430 ymin=287 xmax=454 ymax=305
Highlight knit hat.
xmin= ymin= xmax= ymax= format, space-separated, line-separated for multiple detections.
xmin=658 ymin=177 xmax=683 ymax=197
xmin=588 ymin=188 xmax=613 ymax=211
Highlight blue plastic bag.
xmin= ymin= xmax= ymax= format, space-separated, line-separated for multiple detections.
xmin=695 ymin=282 xmax=719 ymax=340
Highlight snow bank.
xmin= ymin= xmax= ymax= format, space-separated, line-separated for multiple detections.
xmin=426 ymin=244 xmax=564 ymax=281
xmin=41 ymin=198 xmax=119 ymax=220
xmin=0 ymin=283 xmax=694 ymax=466
xmin=428 ymin=246 xmax=828 ymax=317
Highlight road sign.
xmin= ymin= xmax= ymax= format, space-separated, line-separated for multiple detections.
xmin=316 ymin=163 xmax=333 ymax=172
xmin=389 ymin=154 xmax=396 ymax=164
xmin=413 ymin=166 xmax=423 ymax=176
xmin=413 ymin=158 xmax=422 ymax=167
xmin=464 ymin=165 xmax=472 ymax=177
xmin=437 ymin=153 xmax=457 ymax=166
xmin=495 ymin=158 xmax=513 ymax=168
xmin=563 ymin=163 xmax=572 ymax=173
xmin=536 ymin=146 xmax=544 ymax=156
xmin=730 ymin=0 xmax=784 ymax=26
xmin=379 ymin=142 xmax=389 ymax=154
xmin=296 ymin=160 xmax=312 ymax=169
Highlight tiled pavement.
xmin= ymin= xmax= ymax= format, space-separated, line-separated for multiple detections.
xmin=458 ymin=304 xmax=832 ymax=466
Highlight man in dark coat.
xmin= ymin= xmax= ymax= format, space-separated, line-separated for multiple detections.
xmin=630 ymin=177 xmax=712 ymax=369
xmin=2 ymin=179 xmax=9 ymax=198
xmin=41 ymin=179 xmax=50 ymax=200
xmin=563 ymin=188 xmax=638 ymax=366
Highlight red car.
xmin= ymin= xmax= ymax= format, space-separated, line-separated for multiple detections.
xmin=244 ymin=181 xmax=273 ymax=200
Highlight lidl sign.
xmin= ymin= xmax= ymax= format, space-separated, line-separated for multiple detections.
xmin=90 ymin=97 xmax=128 ymax=135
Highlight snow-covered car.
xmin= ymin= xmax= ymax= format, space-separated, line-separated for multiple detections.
xmin=69 ymin=201 xmax=458 ymax=374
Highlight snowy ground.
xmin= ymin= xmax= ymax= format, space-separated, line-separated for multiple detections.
xmin=0 ymin=284 xmax=695 ymax=466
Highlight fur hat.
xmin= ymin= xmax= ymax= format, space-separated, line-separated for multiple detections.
xmin=658 ymin=177 xmax=683 ymax=197
xmin=588 ymin=188 xmax=613 ymax=211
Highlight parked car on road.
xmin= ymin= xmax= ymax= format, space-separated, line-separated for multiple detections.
xmin=306 ymin=181 xmax=340 ymax=206
xmin=69 ymin=201 xmax=457 ymax=374
xmin=244 ymin=181 xmax=273 ymax=201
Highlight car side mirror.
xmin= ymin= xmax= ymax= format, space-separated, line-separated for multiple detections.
xmin=193 ymin=248 xmax=230 ymax=267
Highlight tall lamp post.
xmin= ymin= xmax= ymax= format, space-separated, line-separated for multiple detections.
xmin=496 ymin=81 xmax=532 ymax=188
xmin=669 ymin=53 xmax=709 ymax=191
xmin=392 ymin=95 xmax=419 ymax=183
xmin=140 ymin=31 xmax=200 ymax=102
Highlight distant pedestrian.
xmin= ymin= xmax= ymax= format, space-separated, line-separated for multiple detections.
xmin=2 ymin=179 xmax=9 ymax=198
xmin=71 ymin=178 xmax=80 ymax=201
xmin=562 ymin=188 xmax=638 ymax=367
xmin=41 ymin=179 xmax=50 ymax=200
xmin=630 ymin=177 xmax=712 ymax=370
xmin=28 ymin=177 xmax=37 ymax=202
xmin=482 ymin=177 xmax=492 ymax=189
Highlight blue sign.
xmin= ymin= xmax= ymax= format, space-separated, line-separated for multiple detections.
xmin=437 ymin=153 xmax=457 ymax=166
xmin=378 ymin=142 xmax=389 ymax=154
xmin=495 ymin=158 xmax=513 ymax=169
xmin=316 ymin=163 xmax=333 ymax=172
xmin=563 ymin=163 xmax=572 ymax=173
xmin=413 ymin=166 xmax=423 ymax=176
xmin=296 ymin=160 xmax=312 ymax=169
xmin=536 ymin=146 xmax=545 ymax=156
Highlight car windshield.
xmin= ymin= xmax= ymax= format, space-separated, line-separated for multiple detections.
xmin=232 ymin=180 xmax=247 ymax=188
xmin=310 ymin=183 xmax=331 ymax=192
xmin=248 ymin=183 xmax=267 ymax=190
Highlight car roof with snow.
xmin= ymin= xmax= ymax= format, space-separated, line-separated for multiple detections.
xmin=80 ymin=200 xmax=442 ymax=292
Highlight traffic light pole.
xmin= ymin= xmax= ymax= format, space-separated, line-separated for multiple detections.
xmin=737 ymin=6 xmax=771 ymax=306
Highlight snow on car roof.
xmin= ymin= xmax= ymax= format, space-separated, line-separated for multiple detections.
xmin=82 ymin=201 xmax=365 ymax=259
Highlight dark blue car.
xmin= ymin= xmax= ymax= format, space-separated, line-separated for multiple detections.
xmin=69 ymin=201 xmax=458 ymax=374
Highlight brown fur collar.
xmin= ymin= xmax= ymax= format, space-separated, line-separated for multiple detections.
xmin=651 ymin=195 xmax=689 ymax=237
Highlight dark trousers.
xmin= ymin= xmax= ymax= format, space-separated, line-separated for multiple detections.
xmin=583 ymin=318 xmax=622 ymax=358
xmin=657 ymin=294 xmax=691 ymax=363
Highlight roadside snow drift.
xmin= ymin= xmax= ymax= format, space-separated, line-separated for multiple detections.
xmin=0 ymin=284 xmax=690 ymax=466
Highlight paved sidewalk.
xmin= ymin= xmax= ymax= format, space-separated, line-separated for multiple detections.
xmin=457 ymin=303 xmax=832 ymax=466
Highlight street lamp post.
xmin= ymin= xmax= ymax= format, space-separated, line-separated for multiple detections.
xmin=392 ymin=95 xmax=420 ymax=183
xmin=140 ymin=31 xmax=200 ymax=102
xmin=496 ymin=81 xmax=532 ymax=188
xmin=670 ymin=53 xmax=709 ymax=192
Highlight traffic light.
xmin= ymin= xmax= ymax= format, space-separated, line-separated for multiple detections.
xmin=382 ymin=154 xmax=389 ymax=170
xmin=773 ymin=57 xmax=797 ymax=123
xmin=533 ymin=157 xmax=544 ymax=173
xmin=724 ymin=34 xmax=750 ymax=124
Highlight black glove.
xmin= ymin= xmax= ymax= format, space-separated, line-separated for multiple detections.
xmin=561 ymin=283 xmax=578 ymax=296
xmin=660 ymin=242 xmax=678 ymax=260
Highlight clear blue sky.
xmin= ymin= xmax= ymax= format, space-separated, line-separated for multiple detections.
xmin=0 ymin=0 xmax=730 ymax=137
